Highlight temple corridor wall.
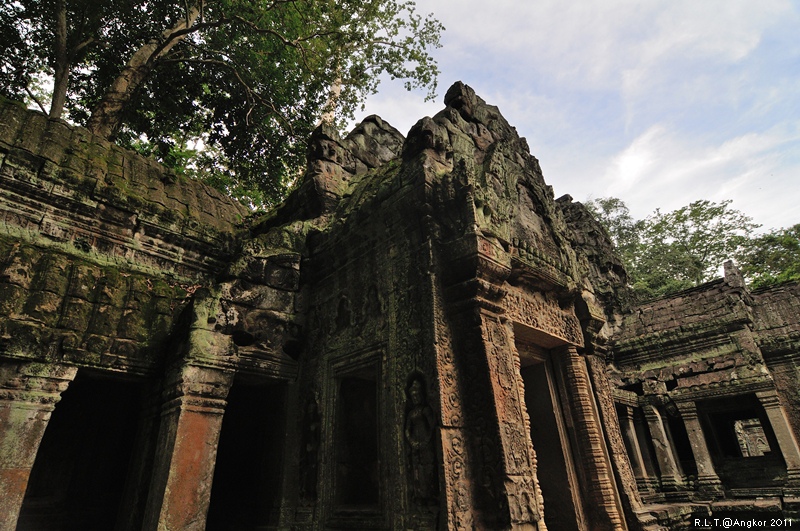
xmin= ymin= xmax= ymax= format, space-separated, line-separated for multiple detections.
xmin=0 ymin=87 xmax=799 ymax=531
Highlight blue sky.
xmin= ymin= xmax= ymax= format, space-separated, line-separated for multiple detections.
xmin=352 ymin=0 xmax=800 ymax=231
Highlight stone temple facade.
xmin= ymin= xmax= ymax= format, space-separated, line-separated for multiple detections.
xmin=0 ymin=82 xmax=799 ymax=530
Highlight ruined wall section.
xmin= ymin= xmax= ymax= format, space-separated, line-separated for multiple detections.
xmin=0 ymin=99 xmax=248 ymax=374
xmin=609 ymin=266 xmax=800 ymax=515
xmin=255 ymin=118 xmax=427 ymax=529
xmin=555 ymin=195 xmax=629 ymax=321
xmin=611 ymin=267 xmax=770 ymax=397
xmin=752 ymin=281 xmax=800 ymax=435
xmin=552 ymin=186 xmax=653 ymax=529
xmin=258 ymin=115 xmax=405 ymax=227
xmin=753 ymin=281 xmax=800 ymax=357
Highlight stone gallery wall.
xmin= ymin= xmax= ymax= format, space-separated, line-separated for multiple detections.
xmin=753 ymin=281 xmax=800 ymax=433
xmin=0 ymin=97 xmax=248 ymax=373
xmin=0 ymin=86 xmax=798 ymax=531
xmin=609 ymin=263 xmax=800 ymax=522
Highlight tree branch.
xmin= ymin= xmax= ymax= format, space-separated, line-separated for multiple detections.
xmin=71 ymin=37 xmax=95 ymax=56
xmin=161 ymin=56 xmax=294 ymax=135
xmin=24 ymin=85 xmax=47 ymax=114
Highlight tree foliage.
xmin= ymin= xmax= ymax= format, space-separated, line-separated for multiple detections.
xmin=583 ymin=196 xmax=641 ymax=262
xmin=643 ymin=200 xmax=759 ymax=285
xmin=737 ymin=224 xmax=800 ymax=289
xmin=0 ymin=0 xmax=443 ymax=207
xmin=586 ymin=198 xmax=767 ymax=300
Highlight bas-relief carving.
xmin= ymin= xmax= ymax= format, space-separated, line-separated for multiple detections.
xmin=299 ymin=399 xmax=321 ymax=502
xmin=404 ymin=374 xmax=438 ymax=506
xmin=441 ymin=428 xmax=475 ymax=529
xmin=502 ymin=288 xmax=583 ymax=347
xmin=433 ymin=291 xmax=464 ymax=428
xmin=334 ymin=296 xmax=352 ymax=332
xmin=483 ymin=316 xmax=547 ymax=529
xmin=506 ymin=476 xmax=541 ymax=525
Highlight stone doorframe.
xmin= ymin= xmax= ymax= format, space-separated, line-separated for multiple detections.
xmin=0 ymin=361 xmax=77 ymax=531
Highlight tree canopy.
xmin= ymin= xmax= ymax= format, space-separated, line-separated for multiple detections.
xmin=0 ymin=0 xmax=443 ymax=207
xmin=736 ymin=224 xmax=800 ymax=290
xmin=586 ymin=197 xmax=799 ymax=300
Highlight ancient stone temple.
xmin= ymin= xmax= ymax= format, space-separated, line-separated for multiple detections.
xmin=0 ymin=82 xmax=798 ymax=530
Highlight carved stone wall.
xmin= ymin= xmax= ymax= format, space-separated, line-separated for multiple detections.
xmin=0 ymin=97 xmax=300 ymax=530
xmin=609 ymin=263 xmax=800 ymax=522
xmin=1 ymin=85 xmax=798 ymax=531
xmin=752 ymin=282 xmax=800 ymax=435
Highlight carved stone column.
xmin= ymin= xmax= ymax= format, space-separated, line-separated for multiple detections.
xmin=143 ymin=364 xmax=234 ymax=531
xmin=479 ymin=314 xmax=545 ymax=531
xmin=674 ymin=401 xmax=723 ymax=498
xmin=641 ymin=401 xmax=682 ymax=492
xmin=631 ymin=410 xmax=660 ymax=495
xmin=0 ymin=361 xmax=77 ymax=531
xmin=558 ymin=346 xmax=626 ymax=531
xmin=618 ymin=405 xmax=654 ymax=493
xmin=756 ymin=390 xmax=800 ymax=488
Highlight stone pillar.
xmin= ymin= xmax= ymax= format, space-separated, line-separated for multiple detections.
xmin=143 ymin=364 xmax=233 ymax=531
xmin=0 ymin=361 xmax=77 ymax=531
xmin=632 ymin=411 xmax=660 ymax=492
xmin=559 ymin=346 xmax=626 ymax=531
xmin=618 ymin=405 xmax=654 ymax=493
xmin=756 ymin=390 xmax=800 ymax=487
xmin=641 ymin=401 xmax=682 ymax=491
xmin=478 ymin=315 xmax=545 ymax=531
xmin=674 ymin=401 xmax=723 ymax=498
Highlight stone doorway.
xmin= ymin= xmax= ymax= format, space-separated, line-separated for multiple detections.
xmin=206 ymin=376 xmax=288 ymax=530
xmin=518 ymin=343 xmax=586 ymax=531
xmin=16 ymin=370 xmax=145 ymax=530
xmin=698 ymin=394 xmax=786 ymax=490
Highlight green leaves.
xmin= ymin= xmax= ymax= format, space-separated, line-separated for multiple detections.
xmin=644 ymin=200 xmax=759 ymax=287
xmin=737 ymin=224 xmax=800 ymax=290
xmin=586 ymin=198 xmax=780 ymax=301
xmin=1 ymin=0 xmax=443 ymax=207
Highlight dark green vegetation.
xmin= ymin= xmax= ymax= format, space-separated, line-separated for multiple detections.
xmin=738 ymin=224 xmax=800 ymax=290
xmin=586 ymin=197 xmax=800 ymax=300
xmin=0 ymin=0 xmax=443 ymax=207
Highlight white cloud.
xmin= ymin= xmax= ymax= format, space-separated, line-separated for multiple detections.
xmin=595 ymin=122 xmax=800 ymax=226
xmin=603 ymin=126 xmax=667 ymax=195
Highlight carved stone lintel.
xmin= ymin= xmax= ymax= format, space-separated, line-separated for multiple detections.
xmin=502 ymin=288 xmax=583 ymax=348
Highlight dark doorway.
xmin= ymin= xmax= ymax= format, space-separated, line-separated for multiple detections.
xmin=665 ymin=414 xmax=696 ymax=479
xmin=206 ymin=376 xmax=288 ymax=530
xmin=698 ymin=395 xmax=785 ymax=489
xmin=17 ymin=370 xmax=144 ymax=530
xmin=334 ymin=373 xmax=379 ymax=508
xmin=520 ymin=351 xmax=584 ymax=531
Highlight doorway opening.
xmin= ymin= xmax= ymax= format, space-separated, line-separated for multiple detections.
xmin=334 ymin=369 xmax=380 ymax=508
xmin=206 ymin=375 xmax=288 ymax=530
xmin=17 ymin=370 xmax=144 ymax=530
xmin=519 ymin=342 xmax=584 ymax=531
xmin=698 ymin=395 xmax=785 ymax=489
